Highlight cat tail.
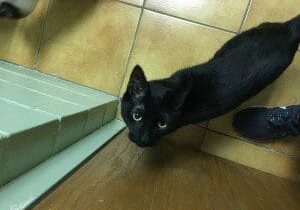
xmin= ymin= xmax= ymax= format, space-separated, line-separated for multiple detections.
xmin=287 ymin=14 xmax=300 ymax=43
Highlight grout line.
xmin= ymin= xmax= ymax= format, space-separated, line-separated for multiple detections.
xmin=34 ymin=0 xmax=52 ymax=69
xmin=117 ymin=0 xmax=237 ymax=35
xmin=238 ymin=0 xmax=252 ymax=33
xmin=197 ymin=121 xmax=210 ymax=148
xmin=82 ymin=109 xmax=91 ymax=136
xmin=117 ymin=2 xmax=146 ymax=97
xmin=199 ymin=127 xmax=208 ymax=149
xmin=116 ymin=0 xmax=237 ymax=97
xmin=117 ymin=1 xmax=142 ymax=9
xmin=146 ymin=8 xmax=237 ymax=35
xmin=203 ymin=126 xmax=299 ymax=159
xmin=101 ymin=105 xmax=107 ymax=125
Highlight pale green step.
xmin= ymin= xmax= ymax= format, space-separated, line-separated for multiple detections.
xmin=0 ymin=61 xmax=119 ymax=133
xmin=0 ymin=61 xmax=116 ymax=101
xmin=0 ymin=98 xmax=59 ymax=187
xmin=0 ymin=68 xmax=115 ymax=133
xmin=0 ymin=61 xmax=120 ymax=188
xmin=0 ymin=120 xmax=125 ymax=210
xmin=0 ymin=79 xmax=89 ymax=154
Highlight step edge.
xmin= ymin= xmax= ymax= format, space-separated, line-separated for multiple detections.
xmin=0 ymin=60 xmax=118 ymax=101
xmin=0 ymin=119 xmax=125 ymax=210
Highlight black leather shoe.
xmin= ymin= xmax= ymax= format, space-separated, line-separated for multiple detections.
xmin=232 ymin=105 xmax=300 ymax=140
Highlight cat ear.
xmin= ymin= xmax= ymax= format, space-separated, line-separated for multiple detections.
xmin=127 ymin=65 xmax=149 ymax=96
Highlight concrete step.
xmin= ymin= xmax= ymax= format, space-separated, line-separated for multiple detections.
xmin=0 ymin=61 xmax=121 ymax=187
xmin=0 ymin=120 xmax=125 ymax=210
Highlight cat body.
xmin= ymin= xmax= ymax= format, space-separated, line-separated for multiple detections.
xmin=122 ymin=15 xmax=300 ymax=147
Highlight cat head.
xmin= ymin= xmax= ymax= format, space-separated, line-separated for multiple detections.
xmin=121 ymin=65 xmax=189 ymax=147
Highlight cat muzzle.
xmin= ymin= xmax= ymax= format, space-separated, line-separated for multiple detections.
xmin=128 ymin=132 xmax=159 ymax=147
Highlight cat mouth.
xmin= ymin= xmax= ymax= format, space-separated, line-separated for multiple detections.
xmin=134 ymin=141 xmax=159 ymax=148
xmin=128 ymin=132 xmax=160 ymax=147
xmin=128 ymin=136 xmax=159 ymax=147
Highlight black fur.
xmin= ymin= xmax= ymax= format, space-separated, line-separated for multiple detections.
xmin=121 ymin=15 xmax=300 ymax=147
xmin=0 ymin=2 xmax=21 ymax=19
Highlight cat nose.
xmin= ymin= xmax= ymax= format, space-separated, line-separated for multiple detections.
xmin=128 ymin=132 xmax=155 ymax=147
xmin=129 ymin=132 xmax=147 ymax=145
xmin=140 ymin=134 xmax=150 ymax=144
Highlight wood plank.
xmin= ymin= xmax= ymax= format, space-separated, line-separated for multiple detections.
xmin=33 ymin=126 xmax=300 ymax=210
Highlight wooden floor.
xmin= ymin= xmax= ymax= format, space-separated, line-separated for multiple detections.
xmin=33 ymin=127 xmax=300 ymax=210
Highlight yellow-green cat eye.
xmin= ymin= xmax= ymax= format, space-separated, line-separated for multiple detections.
xmin=158 ymin=121 xmax=167 ymax=129
xmin=132 ymin=112 xmax=142 ymax=122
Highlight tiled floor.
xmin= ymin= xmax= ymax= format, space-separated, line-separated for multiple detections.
xmin=37 ymin=0 xmax=141 ymax=95
xmin=0 ymin=0 xmax=300 ymax=179
xmin=119 ymin=10 xmax=234 ymax=95
xmin=145 ymin=0 xmax=249 ymax=32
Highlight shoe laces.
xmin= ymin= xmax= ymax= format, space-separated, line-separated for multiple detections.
xmin=267 ymin=110 xmax=300 ymax=137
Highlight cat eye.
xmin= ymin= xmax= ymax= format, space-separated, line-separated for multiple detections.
xmin=158 ymin=121 xmax=167 ymax=129
xmin=132 ymin=112 xmax=142 ymax=122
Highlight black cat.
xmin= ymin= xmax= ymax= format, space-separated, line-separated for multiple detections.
xmin=121 ymin=15 xmax=300 ymax=147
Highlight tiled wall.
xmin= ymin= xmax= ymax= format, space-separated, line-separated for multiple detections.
xmin=0 ymin=0 xmax=299 ymax=181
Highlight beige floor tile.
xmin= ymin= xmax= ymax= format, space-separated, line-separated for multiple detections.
xmin=119 ymin=10 xmax=233 ymax=96
xmin=0 ymin=0 xmax=48 ymax=68
xmin=37 ymin=0 xmax=141 ymax=96
xmin=161 ymin=124 xmax=206 ymax=149
xmin=242 ymin=0 xmax=300 ymax=30
xmin=145 ymin=0 xmax=249 ymax=32
xmin=208 ymin=52 xmax=300 ymax=157
xmin=201 ymin=131 xmax=300 ymax=181
xmin=195 ymin=121 xmax=209 ymax=128
xmin=119 ymin=0 xmax=144 ymax=6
